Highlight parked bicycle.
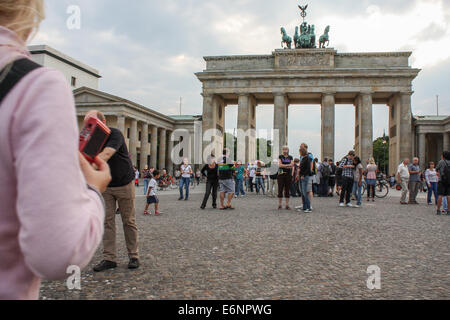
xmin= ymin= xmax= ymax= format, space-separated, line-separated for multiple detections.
xmin=361 ymin=174 xmax=389 ymax=198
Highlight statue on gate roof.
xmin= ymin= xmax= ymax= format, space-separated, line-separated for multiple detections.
xmin=280 ymin=3 xmax=329 ymax=49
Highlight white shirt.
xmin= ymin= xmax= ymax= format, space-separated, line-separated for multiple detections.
xmin=397 ymin=163 xmax=410 ymax=180
xmin=148 ymin=178 xmax=157 ymax=196
xmin=181 ymin=164 xmax=192 ymax=178
xmin=135 ymin=170 xmax=140 ymax=179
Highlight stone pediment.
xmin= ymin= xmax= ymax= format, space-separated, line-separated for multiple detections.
xmin=74 ymin=87 xmax=121 ymax=104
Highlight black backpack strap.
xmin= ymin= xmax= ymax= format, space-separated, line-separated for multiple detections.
xmin=0 ymin=58 xmax=42 ymax=105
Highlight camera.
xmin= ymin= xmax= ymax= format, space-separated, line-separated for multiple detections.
xmin=79 ymin=117 xmax=111 ymax=163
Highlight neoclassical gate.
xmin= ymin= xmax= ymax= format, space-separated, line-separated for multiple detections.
xmin=196 ymin=48 xmax=420 ymax=174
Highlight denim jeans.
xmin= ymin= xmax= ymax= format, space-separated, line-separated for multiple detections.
xmin=255 ymin=176 xmax=265 ymax=194
xmin=143 ymin=178 xmax=150 ymax=195
xmin=300 ymin=176 xmax=311 ymax=210
xmin=235 ymin=177 xmax=246 ymax=196
xmin=427 ymin=181 xmax=438 ymax=205
xmin=352 ymin=181 xmax=362 ymax=206
xmin=179 ymin=177 xmax=190 ymax=199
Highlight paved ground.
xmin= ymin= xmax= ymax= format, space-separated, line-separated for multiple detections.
xmin=39 ymin=184 xmax=449 ymax=300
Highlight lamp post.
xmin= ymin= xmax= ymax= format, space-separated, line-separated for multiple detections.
xmin=382 ymin=140 xmax=387 ymax=174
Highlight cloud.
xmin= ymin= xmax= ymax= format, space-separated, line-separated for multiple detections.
xmin=33 ymin=0 xmax=450 ymax=160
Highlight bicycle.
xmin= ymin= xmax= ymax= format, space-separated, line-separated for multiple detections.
xmin=361 ymin=175 xmax=390 ymax=198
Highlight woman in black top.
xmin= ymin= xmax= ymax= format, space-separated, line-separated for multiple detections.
xmin=200 ymin=156 xmax=219 ymax=209
xmin=278 ymin=146 xmax=294 ymax=210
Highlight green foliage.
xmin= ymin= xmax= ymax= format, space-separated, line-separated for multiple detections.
xmin=373 ymin=136 xmax=389 ymax=173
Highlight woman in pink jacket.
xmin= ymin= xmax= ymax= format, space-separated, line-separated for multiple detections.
xmin=0 ymin=0 xmax=111 ymax=299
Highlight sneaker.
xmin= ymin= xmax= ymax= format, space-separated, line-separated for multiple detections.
xmin=155 ymin=211 xmax=161 ymax=216
xmin=436 ymin=210 xmax=441 ymax=215
xmin=347 ymin=203 xmax=353 ymax=208
xmin=178 ymin=197 xmax=183 ymax=201
xmin=128 ymin=258 xmax=140 ymax=269
xmin=144 ymin=210 xmax=150 ymax=215
xmin=304 ymin=209 xmax=312 ymax=213
xmin=339 ymin=203 xmax=345 ymax=207
xmin=93 ymin=260 xmax=117 ymax=272
xmin=354 ymin=205 xmax=360 ymax=208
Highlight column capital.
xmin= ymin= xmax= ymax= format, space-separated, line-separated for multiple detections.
xmin=201 ymin=92 xmax=214 ymax=98
xmin=358 ymin=91 xmax=373 ymax=97
xmin=322 ymin=92 xmax=336 ymax=97
xmin=399 ymin=91 xmax=414 ymax=97
xmin=273 ymin=91 xmax=287 ymax=97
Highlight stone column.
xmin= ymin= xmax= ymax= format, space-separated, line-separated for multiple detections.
xmin=202 ymin=94 xmax=223 ymax=161
xmin=321 ymin=93 xmax=335 ymax=161
xmin=150 ymin=125 xmax=158 ymax=169
xmin=418 ymin=133 xmax=426 ymax=170
xmin=159 ymin=128 xmax=167 ymax=170
xmin=357 ymin=92 xmax=373 ymax=163
xmin=140 ymin=122 xmax=149 ymax=170
xmin=117 ymin=115 xmax=126 ymax=136
xmin=129 ymin=118 xmax=138 ymax=165
xmin=166 ymin=131 xmax=174 ymax=174
xmin=443 ymin=132 xmax=450 ymax=152
xmin=237 ymin=94 xmax=257 ymax=163
xmin=273 ymin=93 xmax=288 ymax=156
xmin=399 ymin=92 xmax=413 ymax=162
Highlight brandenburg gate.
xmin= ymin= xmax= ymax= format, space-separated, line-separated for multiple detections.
xmin=196 ymin=5 xmax=420 ymax=174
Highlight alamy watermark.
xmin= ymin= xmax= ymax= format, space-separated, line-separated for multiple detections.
xmin=366 ymin=265 xmax=381 ymax=290
xmin=66 ymin=5 xmax=81 ymax=30
xmin=66 ymin=265 xmax=81 ymax=290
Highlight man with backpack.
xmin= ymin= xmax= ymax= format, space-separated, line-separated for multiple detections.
xmin=436 ymin=151 xmax=450 ymax=215
xmin=319 ymin=158 xmax=331 ymax=197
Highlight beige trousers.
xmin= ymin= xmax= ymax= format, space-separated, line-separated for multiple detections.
xmin=102 ymin=181 xmax=139 ymax=261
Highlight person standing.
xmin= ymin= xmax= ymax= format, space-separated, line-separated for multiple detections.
xmin=195 ymin=169 xmax=201 ymax=185
xmin=291 ymin=158 xmax=301 ymax=197
xmin=425 ymin=162 xmax=439 ymax=206
xmin=234 ymin=161 xmax=246 ymax=197
xmin=365 ymin=158 xmax=378 ymax=202
xmin=339 ymin=151 xmax=356 ymax=207
xmin=85 ymin=111 xmax=140 ymax=272
xmin=179 ymin=158 xmax=192 ymax=201
xmin=255 ymin=161 xmax=266 ymax=195
xmin=328 ymin=159 xmax=336 ymax=197
xmin=319 ymin=158 xmax=330 ymax=197
xmin=299 ymin=143 xmax=315 ymax=210
xmin=408 ymin=157 xmax=421 ymax=204
xmin=218 ymin=148 xmax=235 ymax=210
xmin=0 ymin=5 xmax=111 ymax=298
xmin=297 ymin=148 xmax=313 ymax=213
xmin=134 ymin=166 xmax=140 ymax=187
xmin=397 ymin=158 xmax=410 ymax=205
xmin=144 ymin=170 xmax=161 ymax=216
xmin=277 ymin=146 xmax=294 ymax=210
xmin=142 ymin=165 xmax=151 ymax=195
xmin=352 ymin=156 xmax=364 ymax=208
xmin=436 ymin=151 xmax=450 ymax=215
xmin=269 ymin=159 xmax=279 ymax=197
xmin=247 ymin=162 xmax=256 ymax=193
xmin=312 ymin=158 xmax=319 ymax=196
xmin=335 ymin=161 xmax=343 ymax=196
xmin=200 ymin=156 xmax=219 ymax=209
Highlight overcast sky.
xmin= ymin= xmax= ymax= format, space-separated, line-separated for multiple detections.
xmin=32 ymin=0 xmax=450 ymax=160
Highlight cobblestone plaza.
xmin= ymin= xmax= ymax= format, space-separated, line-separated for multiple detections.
xmin=40 ymin=187 xmax=449 ymax=300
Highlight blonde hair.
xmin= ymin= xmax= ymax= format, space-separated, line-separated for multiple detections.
xmin=369 ymin=157 xmax=376 ymax=165
xmin=0 ymin=0 xmax=45 ymax=42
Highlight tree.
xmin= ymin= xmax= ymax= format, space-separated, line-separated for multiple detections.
xmin=373 ymin=134 xmax=389 ymax=173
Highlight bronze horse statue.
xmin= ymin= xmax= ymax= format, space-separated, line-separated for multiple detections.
xmin=280 ymin=27 xmax=292 ymax=49
xmin=319 ymin=25 xmax=330 ymax=48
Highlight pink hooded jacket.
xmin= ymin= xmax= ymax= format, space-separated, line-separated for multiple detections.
xmin=0 ymin=26 xmax=104 ymax=300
